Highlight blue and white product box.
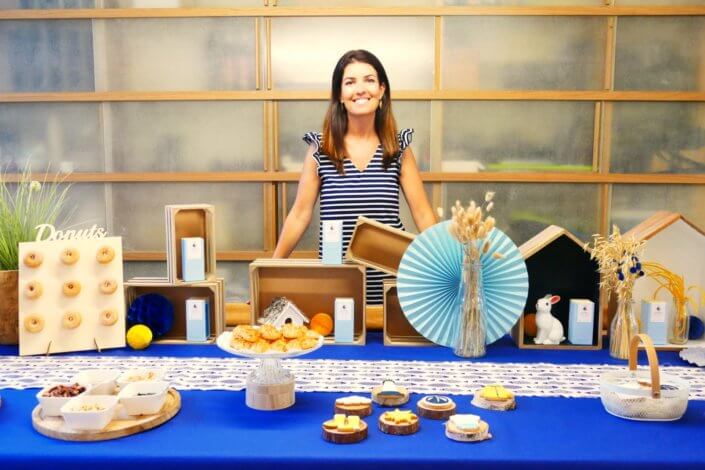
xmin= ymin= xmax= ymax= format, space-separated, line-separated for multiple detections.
xmin=334 ymin=297 xmax=355 ymax=343
xmin=568 ymin=299 xmax=594 ymax=345
xmin=186 ymin=297 xmax=210 ymax=342
xmin=322 ymin=220 xmax=343 ymax=265
xmin=641 ymin=300 xmax=667 ymax=345
xmin=181 ymin=237 xmax=205 ymax=282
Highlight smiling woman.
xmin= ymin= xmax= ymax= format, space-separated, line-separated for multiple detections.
xmin=272 ymin=49 xmax=436 ymax=305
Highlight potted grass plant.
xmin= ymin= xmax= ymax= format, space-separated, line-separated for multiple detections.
xmin=0 ymin=166 xmax=71 ymax=344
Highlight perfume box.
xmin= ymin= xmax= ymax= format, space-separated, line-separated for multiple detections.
xmin=641 ymin=300 xmax=667 ymax=345
xmin=322 ymin=220 xmax=343 ymax=265
xmin=334 ymin=297 xmax=355 ymax=343
xmin=568 ymin=299 xmax=594 ymax=345
xmin=181 ymin=237 xmax=205 ymax=282
xmin=186 ymin=297 xmax=210 ymax=342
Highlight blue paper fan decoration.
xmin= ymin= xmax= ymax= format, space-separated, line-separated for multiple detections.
xmin=127 ymin=293 xmax=175 ymax=338
xmin=397 ymin=221 xmax=529 ymax=347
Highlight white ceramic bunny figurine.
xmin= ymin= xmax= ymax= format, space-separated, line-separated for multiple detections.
xmin=533 ymin=295 xmax=565 ymax=345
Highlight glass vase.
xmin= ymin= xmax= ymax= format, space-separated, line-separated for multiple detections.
xmin=609 ymin=296 xmax=638 ymax=359
xmin=453 ymin=247 xmax=486 ymax=358
xmin=668 ymin=299 xmax=690 ymax=345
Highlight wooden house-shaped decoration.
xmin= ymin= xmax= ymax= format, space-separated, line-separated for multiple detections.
xmin=624 ymin=211 xmax=705 ymax=349
xmin=511 ymin=225 xmax=602 ymax=349
xmin=258 ymin=298 xmax=309 ymax=328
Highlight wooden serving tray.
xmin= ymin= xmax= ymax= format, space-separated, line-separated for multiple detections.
xmin=32 ymin=388 xmax=181 ymax=442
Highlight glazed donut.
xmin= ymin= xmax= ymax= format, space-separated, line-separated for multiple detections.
xmin=24 ymin=314 xmax=44 ymax=333
xmin=100 ymin=308 xmax=118 ymax=326
xmin=23 ymin=251 xmax=43 ymax=268
xmin=60 ymin=247 xmax=80 ymax=265
xmin=24 ymin=281 xmax=43 ymax=299
xmin=62 ymin=311 xmax=82 ymax=329
xmin=96 ymin=245 xmax=115 ymax=264
xmin=99 ymin=279 xmax=118 ymax=295
xmin=62 ymin=280 xmax=82 ymax=297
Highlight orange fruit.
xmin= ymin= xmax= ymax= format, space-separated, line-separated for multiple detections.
xmin=310 ymin=313 xmax=334 ymax=336
xmin=524 ymin=313 xmax=537 ymax=337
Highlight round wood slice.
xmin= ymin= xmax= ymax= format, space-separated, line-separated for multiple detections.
xmin=371 ymin=386 xmax=409 ymax=407
xmin=417 ymin=403 xmax=456 ymax=420
xmin=378 ymin=415 xmax=420 ymax=435
xmin=322 ymin=420 xmax=368 ymax=444
xmin=32 ymin=388 xmax=181 ymax=442
xmin=334 ymin=403 xmax=372 ymax=417
xmin=445 ymin=420 xmax=491 ymax=443
xmin=471 ymin=395 xmax=516 ymax=411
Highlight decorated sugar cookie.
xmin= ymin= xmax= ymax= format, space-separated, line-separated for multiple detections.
xmin=371 ymin=379 xmax=409 ymax=407
xmin=417 ymin=395 xmax=456 ymax=419
xmin=322 ymin=413 xmax=368 ymax=444
xmin=378 ymin=409 xmax=419 ymax=435
xmin=335 ymin=395 xmax=373 ymax=417
xmin=445 ymin=414 xmax=492 ymax=443
xmin=472 ymin=384 xmax=516 ymax=411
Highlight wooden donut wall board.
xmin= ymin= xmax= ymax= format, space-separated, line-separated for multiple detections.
xmin=18 ymin=237 xmax=125 ymax=356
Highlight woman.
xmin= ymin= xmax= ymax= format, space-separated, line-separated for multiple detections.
xmin=273 ymin=49 xmax=436 ymax=304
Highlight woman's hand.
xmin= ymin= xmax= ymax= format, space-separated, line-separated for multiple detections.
xmin=400 ymin=147 xmax=437 ymax=232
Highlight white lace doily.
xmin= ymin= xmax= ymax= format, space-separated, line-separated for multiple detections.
xmin=680 ymin=348 xmax=705 ymax=367
xmin=1 ymin=356 xmax=704 ymax=399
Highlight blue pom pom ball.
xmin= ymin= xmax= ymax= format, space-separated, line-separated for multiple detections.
xmin=689 ymin=315 xmax=704 ymax=340
xmin=127 ymin=293 xmax=174 ymax=338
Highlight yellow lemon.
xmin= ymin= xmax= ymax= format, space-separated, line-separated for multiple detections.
xmin=126 ymin=324 xmax=153 ymax=350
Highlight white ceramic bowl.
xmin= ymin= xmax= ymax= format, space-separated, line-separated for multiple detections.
xmin=118 ymin=381 xmax=170 ymax=416
xmin=70 ymin=370 xmax=120 ymax=395
xmin=36 ymin=383 xmax=90 ymax=417
xmin=117 ymin=368 xmax=167 ymax=389
xmin=60 ymin=395 xmax=118 ymax=431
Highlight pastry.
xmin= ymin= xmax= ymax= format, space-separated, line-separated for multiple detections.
xmin=472 ymin=384 xmax=516 ymax=411
xmin=24 ymin=281 xmax=43 ymax=299
xmin=100 ymin=309 xmax=118 ymax=326
xmin=96 ymin=245 xmax=115 ymax=264
xmin=62 ymin=280 xmax=81 ymax=297
xmin=24 ymin=314 xmax=44 ymax=333
xmin=62 ymin=311 xmax=82 ymax=329
xmin=285 ymin=338 xmax=302 ymax=352
xmin=229 ymin=324 xmax=321 ymax=354
xmin=99 ymin=279 xmax=118 ymax=295
xmin=371 ymin=379 xmax=409 ymax=406
xmin=445 ymin=414 xmax=492 ymax=443
xmin=60 ymin=247 xmax=80 ymax=265
xmin=282 ymin=323 xmax=304 ymax=339
xmin=251 ymin=339 xmax=270 ymax=354
xmin=259 ymin=323 xmax=282 ymax=341
xmin=417 ymin=395 xmax=457 ymax=419
xmin=322 ymin=414 xmax=368 ymax=444
xmin=378 ymin=409 xmax=419 ymax=435
xmin=23 ymin=251 xmax=43 ymax=268
xmin=269 ymin=339 xmax=287 ymax=352
xmin=335 ymin=396 xmax=373 ymax=417
xmin=233 ymin=325 xmax=260 ymax=343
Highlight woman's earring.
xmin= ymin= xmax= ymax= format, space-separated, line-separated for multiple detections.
xmin=379 ymin=98 xmax=383 ymax=110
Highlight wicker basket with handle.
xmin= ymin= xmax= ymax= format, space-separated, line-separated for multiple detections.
xmin=600 ymin=333 xmax=689 ymax=421
xmin=0 ymin=270 xmax=19 ymax=344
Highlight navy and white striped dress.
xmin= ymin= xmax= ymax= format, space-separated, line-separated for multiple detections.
xmin=303 ymin=129 xmax=414 ymax=305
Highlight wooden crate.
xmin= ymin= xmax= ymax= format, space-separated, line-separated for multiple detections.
xmin=249 ymin=259 xmax=366 ymax=345
xmin=346 ymin=216 xmax=415 ymax=276
xmin=124 ymin=278 xmax=224 ymax=344
xmin=511 ymin=225 xmax=603 ymax=350
xmin=165 ymin=204 xmax=216 ymax=283
xmin=383 ymin=280 xmax=432 ymax=346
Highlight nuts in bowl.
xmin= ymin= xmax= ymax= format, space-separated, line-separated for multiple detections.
xmin=36 ymin=383 xmax=90 ymax=417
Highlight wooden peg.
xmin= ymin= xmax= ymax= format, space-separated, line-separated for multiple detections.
xmin=94 ymin=337 xmax=102 ymax=353
xmin=45 ymin=340 xmax=52 ymax=356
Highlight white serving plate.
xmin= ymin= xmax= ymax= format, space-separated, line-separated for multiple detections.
xmin=216 ymin=330 xmax=323 ymax=359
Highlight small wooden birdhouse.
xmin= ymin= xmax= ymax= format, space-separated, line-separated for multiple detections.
xmin=625 ymin=211 xmax=705 ymax=349
xmin=511 ymin=225 xmax=602 ymax=349
xmin=258 ymin=297 xmax=309 ymax=328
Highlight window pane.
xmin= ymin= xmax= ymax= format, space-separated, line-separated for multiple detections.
xmin=271 ymin=17 xmax=434 ymax=90
xmin=109 ymin=102 xmax=263 ymax=172
xmin=0 ymin=103 xmax=104 ymax=172
xmin=0 ymin=20 xmax=94 ymax=92
xmin=610 ymin=103 xmax=705 ymax=174
xmin=283 ymin=182 xmax=320 ymax=252
xmin=442 ymin=17 xmax=606 ymax=90
xmin=63 ymin=183 xmax=108 ymax=231
xmin=442 ymin=101 xmax=595 ymax=172
xmin=611 ymin=185 xmax=705 ymax=231
xmin=442 ymin=183 xmax=599 ymax=245
xmin=400 ymin=183 xmax=434 ymax=235
xmin=94 ymin=18 xmax=255 ymax=91
xmin=278 ymin=101 xmax=431 ymax=171
xmin=615 ymin=17 xmax=705 ymax=91
xmin=112 ymin=183 xmax=264 ymax=251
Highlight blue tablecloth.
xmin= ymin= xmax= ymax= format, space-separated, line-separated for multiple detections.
xmin=1 ymin=334 xmax=704 ymax=469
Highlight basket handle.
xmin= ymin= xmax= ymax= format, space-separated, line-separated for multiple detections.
xmin=628 ymin=334 xmax=661 ymax=398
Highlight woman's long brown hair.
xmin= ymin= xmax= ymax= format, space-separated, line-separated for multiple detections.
xmin=321 ymin=50 xmax=399 ymax=174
